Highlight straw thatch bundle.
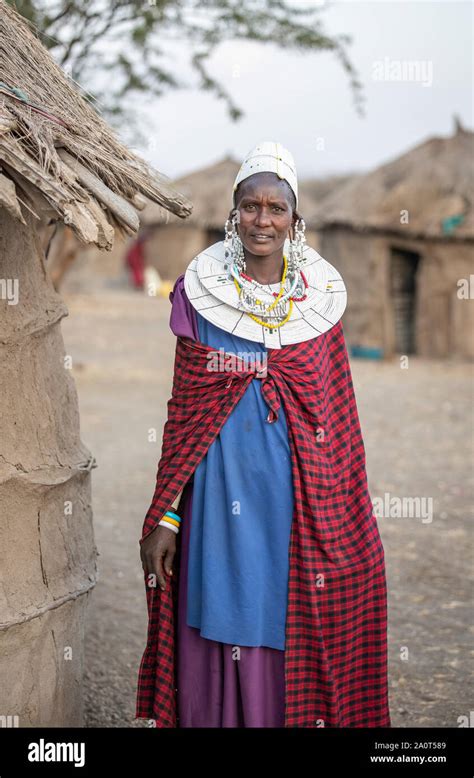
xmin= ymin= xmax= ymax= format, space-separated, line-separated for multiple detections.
xmin=0 ymin=0 xmax=192 ymax=249
xmin=307 ymin=121 xmax=474 ymax=240
xmin=140 ymin=155 xmax=241 ymax=228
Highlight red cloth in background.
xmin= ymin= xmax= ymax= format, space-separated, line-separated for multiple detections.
xmin=125 ymin=238 xmax=145 ymax=289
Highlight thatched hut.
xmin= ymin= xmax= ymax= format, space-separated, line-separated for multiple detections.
xmin=0 ymin=0 xmax=191 ymax=727
xmin=308 ymin=120 xmax=474 ymax=360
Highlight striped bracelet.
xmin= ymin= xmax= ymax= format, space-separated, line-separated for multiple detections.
xmin=159 ymin=510 xmax=182 ymax=534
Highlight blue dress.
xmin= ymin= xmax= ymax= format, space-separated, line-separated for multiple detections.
xmin=185 ymin=311 xmax=294 ymax=650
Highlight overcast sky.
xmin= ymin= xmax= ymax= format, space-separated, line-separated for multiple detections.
xmin=124 ymin=0 xmax=472 ymax=182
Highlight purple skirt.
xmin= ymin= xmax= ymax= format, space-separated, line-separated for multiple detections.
xmin=176 ymin=483 xmax=286 ymax=727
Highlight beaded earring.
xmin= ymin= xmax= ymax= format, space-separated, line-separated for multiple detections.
xmin=288 ymin=217 xmax=306 ymax=274
xmin=224 ymin=210 xmax=246 ymax=273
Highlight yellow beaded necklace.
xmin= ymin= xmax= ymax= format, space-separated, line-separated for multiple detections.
xmin=233 ymin=254 xmax=293 ymax=329
xmin=247 ymin=298 xmax=294 ymax=329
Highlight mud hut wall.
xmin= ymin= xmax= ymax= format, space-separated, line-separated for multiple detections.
xmin=380 ymin=234 xmax=473 ymax=359
xmin=416 ymin=241 xmax=474 ymax=360
xmin=319 ymin=228 xmax=387 ymax=351
xmin=319 ymin=227 xmax=474 ymax=360
xmin=56 ymin=231 xmax=130 ymax=294
xmin=143 ymin=223 xmax=206 ymax=280
xmin=0 ymin=209 xmax=98 ymax=726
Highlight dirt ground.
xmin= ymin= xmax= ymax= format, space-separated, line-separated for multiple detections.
xmin=60 ymin=286 xmax=473 ymax=729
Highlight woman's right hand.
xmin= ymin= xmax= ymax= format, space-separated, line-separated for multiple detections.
xmin=140 ymin=525 xmax=176 ymax=591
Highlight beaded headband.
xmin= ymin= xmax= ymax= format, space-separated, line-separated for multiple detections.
xmin=232 ymin=141 xmax=298 ymax=209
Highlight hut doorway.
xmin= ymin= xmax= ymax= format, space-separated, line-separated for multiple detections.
xmin=390 ymin=247 xmax=421 ymax=354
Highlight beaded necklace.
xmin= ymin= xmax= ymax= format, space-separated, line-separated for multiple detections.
xmin=232 ymin=254 xmax=309 ymax=330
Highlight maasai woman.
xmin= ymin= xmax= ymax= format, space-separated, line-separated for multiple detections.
xmin=137 ymin=142 xmax=391 ymax=728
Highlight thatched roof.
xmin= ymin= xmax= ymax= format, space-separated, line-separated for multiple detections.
xmin=298 ymin=174 xmax=357 ymax=220
xmin=0 ymin=0 xmax=192 ymax=249
xmin=308 ymin=120 xmax=474 ymax=240
xmin=141 ymin=155 xmax=241 ymax=228
xmin=141 ymin=155 xmax=351 ymax=230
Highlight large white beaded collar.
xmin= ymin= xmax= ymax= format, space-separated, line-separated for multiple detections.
xmin=183 ymin=239 xmax=347 ymax=349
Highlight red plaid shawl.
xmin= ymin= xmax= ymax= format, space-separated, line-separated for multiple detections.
xmin=136 ymin=317 xmax=391 ymax=727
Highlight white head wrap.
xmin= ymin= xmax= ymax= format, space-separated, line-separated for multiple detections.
xmin=232 ymin=141 xmax=298 ymax=209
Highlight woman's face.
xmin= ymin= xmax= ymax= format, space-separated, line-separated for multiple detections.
xmin=231 ymin=173 xmax=297 ymax=258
